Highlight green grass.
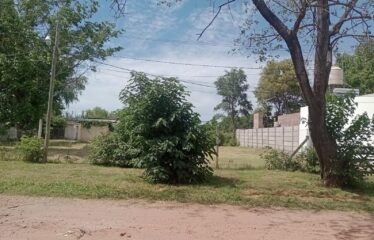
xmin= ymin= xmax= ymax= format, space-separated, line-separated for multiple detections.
xmin=217 ymin=146 xmax=265 ymax=169
xmin=0 ymin=160 xmax=373 ymax=212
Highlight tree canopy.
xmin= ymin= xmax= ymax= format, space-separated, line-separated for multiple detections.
xmin=85 ymin=107 xmax=109 ymax=119
xmin=214 ymin=69 xmax=252 ymax=139
xmin=0 ymin=0 xmax=121 ymax=129
xmin=118 ymin=72 xmax=215 ymax=184
xmin=337 ymin=39 xmax=374 ymax=95
xmin=255 ymin=60 xmax=304 ymax=116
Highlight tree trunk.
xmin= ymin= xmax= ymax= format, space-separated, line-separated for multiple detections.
xmin=252 ymin=0 xmax=346 ymax=187
xmin=308 ymin=102 xmax=343 ymax=187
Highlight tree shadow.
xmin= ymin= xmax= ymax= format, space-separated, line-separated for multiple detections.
xmin=342 ymin=181 xmax=374 ymax=197
xmin=334 ymin=214 xmax=374 ymax=240
xmin=200 ymin=175 xmax=243 ymax=188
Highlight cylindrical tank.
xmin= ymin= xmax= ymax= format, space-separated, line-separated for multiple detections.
xmin=328 ymin=66 xmax=344 ymax=86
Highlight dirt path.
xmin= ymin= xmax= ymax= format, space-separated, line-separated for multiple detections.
xmin=0 ymin=195 xmax=373 ymax=240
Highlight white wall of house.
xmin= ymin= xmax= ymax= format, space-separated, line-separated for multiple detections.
xmin=298 ymin=93 xmax=374 ymax=151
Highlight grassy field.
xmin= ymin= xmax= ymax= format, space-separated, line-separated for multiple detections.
xmin=0 ymin=158 xmax=373 ymax=211
xmin=217 ymin=146 xmax=265 ymax=169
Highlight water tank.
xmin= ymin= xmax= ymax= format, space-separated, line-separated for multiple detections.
xmin=328 ymin=66 xmax=344 ymax=86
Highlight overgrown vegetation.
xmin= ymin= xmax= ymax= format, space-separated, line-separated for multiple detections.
xmin=89 ymin=133 xmax=138 ymax=167
xmin=325 ymin=93 xmax=374 ymax=186
xmin=89 ymin=73 xmax=216 ymax=184
xmin=15 ymin=136 xmax=43 ymax=163
xmin=0 ymin=160 xmax=373 ymax=211
xmin=261 ymin=147 xmax=319 ymax=174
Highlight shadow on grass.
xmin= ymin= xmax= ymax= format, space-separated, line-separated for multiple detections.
xmin=343 ymin=180 xmax=374 ymax=197
xmin=201 ymin=175 xmax=243 ymax=188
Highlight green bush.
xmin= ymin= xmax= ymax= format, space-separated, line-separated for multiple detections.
xmin=326 ymin=93 xmax=374 ymax=185
xmin=16 ymin=136 xmax=43 ymax=162
xmin=261 ymin=147 xmax=300 ymax=171
xmin=295 ymin=147 xmax=320 ymax=174
xmin=89 ymin=133 xmax=138 ymax=167
xmin=118 ymin=73 xmax=215 ymax=184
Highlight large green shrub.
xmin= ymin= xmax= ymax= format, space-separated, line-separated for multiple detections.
xmin=118 ymin=73 xmax=215 ymax=184
xmin=16 ymin=136 xmax=43 ymax=162
xmin=89 ymin=133 xmax=138 ymax=167
xmin=326 ymin=93 xmax=374 ymax=185
xmin=261 ymin=147 xmax=300 ymax=171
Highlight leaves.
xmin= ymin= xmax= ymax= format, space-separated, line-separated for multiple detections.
xmin=117 ymin=72 xmax=215 ymax=184
xmin=255 ymin=59 xmax=304 ymax=116
xmin=0 ymin=0 xmax=121 ymax=129
xmin=337 ymin=39 xmax=374 ymax=95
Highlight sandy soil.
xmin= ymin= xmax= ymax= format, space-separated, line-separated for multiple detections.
xmin=0 ymin=195 xmax=373 ymax=240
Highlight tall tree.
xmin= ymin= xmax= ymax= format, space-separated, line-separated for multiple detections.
xmin=336 ymin=39 xmax=374 ymax=95
xmin=0 ymin=0 xmax=121 ymax=129
xmin=194 ymin=0 xmax=373 ymax=187
xmin=255 ymin=59 xmax=304 ymax=116
xmin=214 ymin=69 xmax=252 ymax=140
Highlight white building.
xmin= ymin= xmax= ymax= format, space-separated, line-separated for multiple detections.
xmin=299 ymin=93 xmax=374 ymax=150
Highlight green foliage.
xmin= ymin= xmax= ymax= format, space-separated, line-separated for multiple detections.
xmin=210 ymin=114 xmax=252 ymax=146
xmin=0 ymin=0 xmax=121 ymax=130
xmin=262 ymin=147 xmax=319 ymax=173
xmin=326 ymin=93 xmax=374 ymax=185
xmin=255 ymin=60 xmax=304 ymax=116
xmin=214 ymin=69 xmax=252 ymax=139
xmin=118 ymin=72 xmax=215 ymax=184
xmin=261 ymin=147 xmax=300 ymax=171
xmin=337 ymin=39 xmax=374 ymax=94
xmin=16 ymin=136 xmax=43 ymax=163
xmin=52 ymin=115 xmax=66 ymax=127
xmin=89 ymin=133 xmax=138 ymax=167
xmin=85 ymin=107 xmax=109 ymax=119
xmin=294 ymin=147 xmax=320 ymax=174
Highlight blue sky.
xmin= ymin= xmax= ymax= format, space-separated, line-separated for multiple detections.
xmin=66 ymin=0 xmax=363 ymax=121
xmin=67 ymin=0 xmax=266 ymax=121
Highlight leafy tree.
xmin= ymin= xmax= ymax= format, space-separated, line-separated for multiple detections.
xmin=337 ymin=39 xmax=374 ymax=95
xmin=211 ymin=113 xmax=253 ymax=146
xmin=85 ymin=107 xmax=109 ymax=119
xmin=0 ymin=0 xmax=121 ymax=130
xmin=196 ymin=0 xmax=372 ymax=187
xmin=118 ymin=72 xmax=215 ymax=184
xmin=326 ymin=93 xmax=374 ymax=185
xmin=255 ymin=60 xmax=304 ymax=116
xmin=214 ymin=69 xmax=252 ymax=141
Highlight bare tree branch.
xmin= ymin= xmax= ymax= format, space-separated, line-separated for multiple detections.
xmin=330 ymin=0 xmax=358 ymax=36
xmin=197 ymin=0 xmax=236 ymax=40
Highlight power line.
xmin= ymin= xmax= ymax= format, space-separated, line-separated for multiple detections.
xmin=94 ymin=61 xmax=269 ymax=97
xmin=111 ymin=56 xmax=264 ymax=70
xmin=94 ymin=60 xmax=217 ymax=88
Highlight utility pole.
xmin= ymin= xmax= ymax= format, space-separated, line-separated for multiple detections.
xmin=43 ymin=21 xmax=59 ymax=162
xmin=215 ymin=124 xmax=219 ymax=169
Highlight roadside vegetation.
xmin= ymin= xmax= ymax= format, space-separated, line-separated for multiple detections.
xmin=0 ymin=146 xmax=373 ymax=212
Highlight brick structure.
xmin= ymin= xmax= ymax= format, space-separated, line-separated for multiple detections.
xmin=277 ymin=112 xmax=300 ymax=127
xmin=253 ymin=112 xmax=264 ymax=129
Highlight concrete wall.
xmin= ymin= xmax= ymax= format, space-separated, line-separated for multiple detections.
xmin=0 ymin=127 xmax=18 ymax=141
xmin=277 ymin=112 xmax=300 ymax=127
xmin=64 ymin=122 xmax=79 ymax=140
xmin=79 ymin=125 xmax=109 ymax=142
xmin=298 ymin=94 xmax=374 ymax=150
xmin=236 ymin=126 xmax=299 ymax=153
xmin=64 ymin=121 xmax=110 ymax=142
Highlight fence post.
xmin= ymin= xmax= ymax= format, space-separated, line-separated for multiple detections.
xmin=282 ymin=127 xmax=285 ymax=152
xmin=291 ymin=126 xmax=294 ymax=152
xmin=251 ymin=129 xmax=254 ymax=148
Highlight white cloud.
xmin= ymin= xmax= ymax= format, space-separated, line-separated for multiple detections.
xmin=67 ymin=1 xmax=263 ymax=121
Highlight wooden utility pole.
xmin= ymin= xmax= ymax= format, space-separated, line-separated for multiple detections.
xmin=43 ymin=21 xmax=59 ymax=162
xmin=215 ymin=124 xmax=219 ymax=169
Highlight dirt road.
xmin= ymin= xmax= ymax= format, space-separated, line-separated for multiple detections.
xmin=0 ymin=195 xmax=373 ymax=240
